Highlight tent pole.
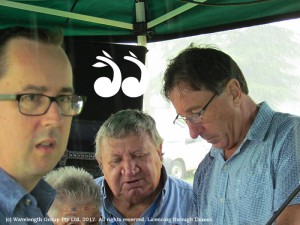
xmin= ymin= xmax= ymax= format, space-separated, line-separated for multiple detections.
xmin=135 ymin=0 xmax=147 ymax=47
xmin=148 ymin=0 xmax=206 ymax=29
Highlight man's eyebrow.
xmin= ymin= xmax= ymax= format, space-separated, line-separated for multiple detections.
xmin=60 ymin=87 xmax=75 ymax=94
xmin=110 ymin=153 xmax=121 ymax=158
xmin=178 ymin=104 xmax=203 ymax=116
xmin=132 ymin=148 xmax=145 ymax=153
xmin=21 ymin=85 xmax=74 ymax=94
xmin=22 ymin=85 xmax=47 ymax=92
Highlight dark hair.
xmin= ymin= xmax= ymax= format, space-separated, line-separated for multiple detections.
xmin=0 ymin=26 xmax=64 ymax=77
xmin=163 ymin=45 xmax=249 ymax=99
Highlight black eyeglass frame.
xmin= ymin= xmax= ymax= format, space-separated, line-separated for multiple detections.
xmin=0 ymin=93 xmax=86 ymax=116
xmin=173 ymin=93 xmax=216 ymax=124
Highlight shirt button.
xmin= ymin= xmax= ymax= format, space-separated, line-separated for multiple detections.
xmin=223 ymin=165 xmax=228 ymax=170
xmin=24 ymin=198 xmax=31 ymax=206
xmin=220 ymin=198 xmax=224 ymax=204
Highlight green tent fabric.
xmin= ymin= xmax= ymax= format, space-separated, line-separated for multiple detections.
xmin=0 ymin=0 xmax=300 ymax=43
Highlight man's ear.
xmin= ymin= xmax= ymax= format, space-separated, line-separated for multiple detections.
xmin=158 ymin=144 xmax=163 ymax=161
xmin=228 ymin=79 xmax=242 ymax=104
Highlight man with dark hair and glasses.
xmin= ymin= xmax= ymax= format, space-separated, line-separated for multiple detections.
xmin=163 ymin=46 xmax=300 ymax=224
xmin=0 ymin=27 xmax=85 ymax=223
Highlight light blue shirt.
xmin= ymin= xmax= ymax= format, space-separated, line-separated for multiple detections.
xmin=95 ymin=167 xmax=193 ymax=225
xmin=192 ymin=102 xmax=300 ymax=225
xmin=0 ymin=168 xmax=56 ymax=225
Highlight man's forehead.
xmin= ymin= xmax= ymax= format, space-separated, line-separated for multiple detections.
xmin=101 ymin=135 xmax=152 ymax=153
xmin=1 ymin=38 xmax=73 ymax=93
xmin=170 ymin=86 xmax=213 ymax=113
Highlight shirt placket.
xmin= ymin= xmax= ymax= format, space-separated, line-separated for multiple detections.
xmin=216 ymin=161 xmax=229 ymax=225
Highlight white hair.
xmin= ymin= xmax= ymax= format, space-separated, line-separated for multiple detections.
xmin=45 ymin=166 xmax=101 ymax=217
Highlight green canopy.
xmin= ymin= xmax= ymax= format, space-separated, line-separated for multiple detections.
xmin=0 ymin=0 xmax=300 ymax=43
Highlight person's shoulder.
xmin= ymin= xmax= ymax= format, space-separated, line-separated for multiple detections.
xmin=167 ymin=175 xmax=192 ymax=190
xmin=271 ymin=111 xmax=300 ymax=134
xmin=94 ymin=175 xmax=104 ymax=185
xmin=255 ymin=102 xmax=300 ymax=139
xmin=261 ymin=101 xmax=300 ymax=126
xmin=274 ymin=111 xmax=300 ymax=122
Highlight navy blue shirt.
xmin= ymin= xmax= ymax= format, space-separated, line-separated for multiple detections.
xmin=0 ymin=168 xmax=55 ymax=225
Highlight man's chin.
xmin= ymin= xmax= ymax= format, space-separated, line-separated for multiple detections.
xmin=31 ymin=160 xmax=59 ymax=177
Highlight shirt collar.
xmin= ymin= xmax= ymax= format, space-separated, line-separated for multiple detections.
xmin=0 ymin=168 xmax=56 ymax=216
xmin=210 ymin=102 xmax=275 ymax=158
xmin=246 ymin=101 xmax=275 ymax=141
xmin=156 ymin=167 xmax=168 ymax=212
xmin=31 ymin=179 xmax=56 ymax=216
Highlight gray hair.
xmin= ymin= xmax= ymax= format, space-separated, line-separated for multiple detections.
xmin=45 ymin=166 xmax=101 ymax=217
xmin=95 ymin=109 xmax=163 ymax=160
xmin=0 ymin=26 xmax=64 ymax=77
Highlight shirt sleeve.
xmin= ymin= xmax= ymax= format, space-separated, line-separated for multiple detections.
xmin=273 ymin=121 xmax=300 ymax=209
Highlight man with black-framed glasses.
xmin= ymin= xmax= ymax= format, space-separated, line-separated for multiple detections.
xmin=163 ymin=46 xmax=300 ymax=225
xmin=0 ymin=27 xmax=86 ymax=224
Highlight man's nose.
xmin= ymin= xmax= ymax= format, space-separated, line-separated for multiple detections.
xmin=187 ymin=121 xmax=204 ymax=139
xmin=121 ymin=158 xmax=139 ymax=175
xmin=41 ymin=102 xmax=64 ymax=127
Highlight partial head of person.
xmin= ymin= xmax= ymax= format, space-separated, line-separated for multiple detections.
xmin=163 ymin=45 xmax=257 ymax=156
xmin=95 ymin=109 xmax=163 ymax=206
xmin=45 ymin=166 xmax=102 ymax=225
xmin=0 ymin=26 xmax=85 ymax=191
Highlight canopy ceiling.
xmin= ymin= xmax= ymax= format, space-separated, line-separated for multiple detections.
xmin=0 ymin=0 xmax=300 ymax=43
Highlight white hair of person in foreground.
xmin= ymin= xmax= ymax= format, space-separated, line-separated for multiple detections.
xmin=45 ymin=166 xmax=102 ymax=225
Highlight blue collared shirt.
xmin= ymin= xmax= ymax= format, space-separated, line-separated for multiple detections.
xmin=192 ymin=102 xmax=300 ymax=225
xmin=0 ymin=168 xmax=56 ymax=225
xmin=95 ymin=167 xmax=193 ymax=225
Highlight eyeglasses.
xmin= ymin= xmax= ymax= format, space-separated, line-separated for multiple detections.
xmin=173 ymin=93 xmax=216 ymax=124
xmin=0 ymin=93 xmax=86 ymax=116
